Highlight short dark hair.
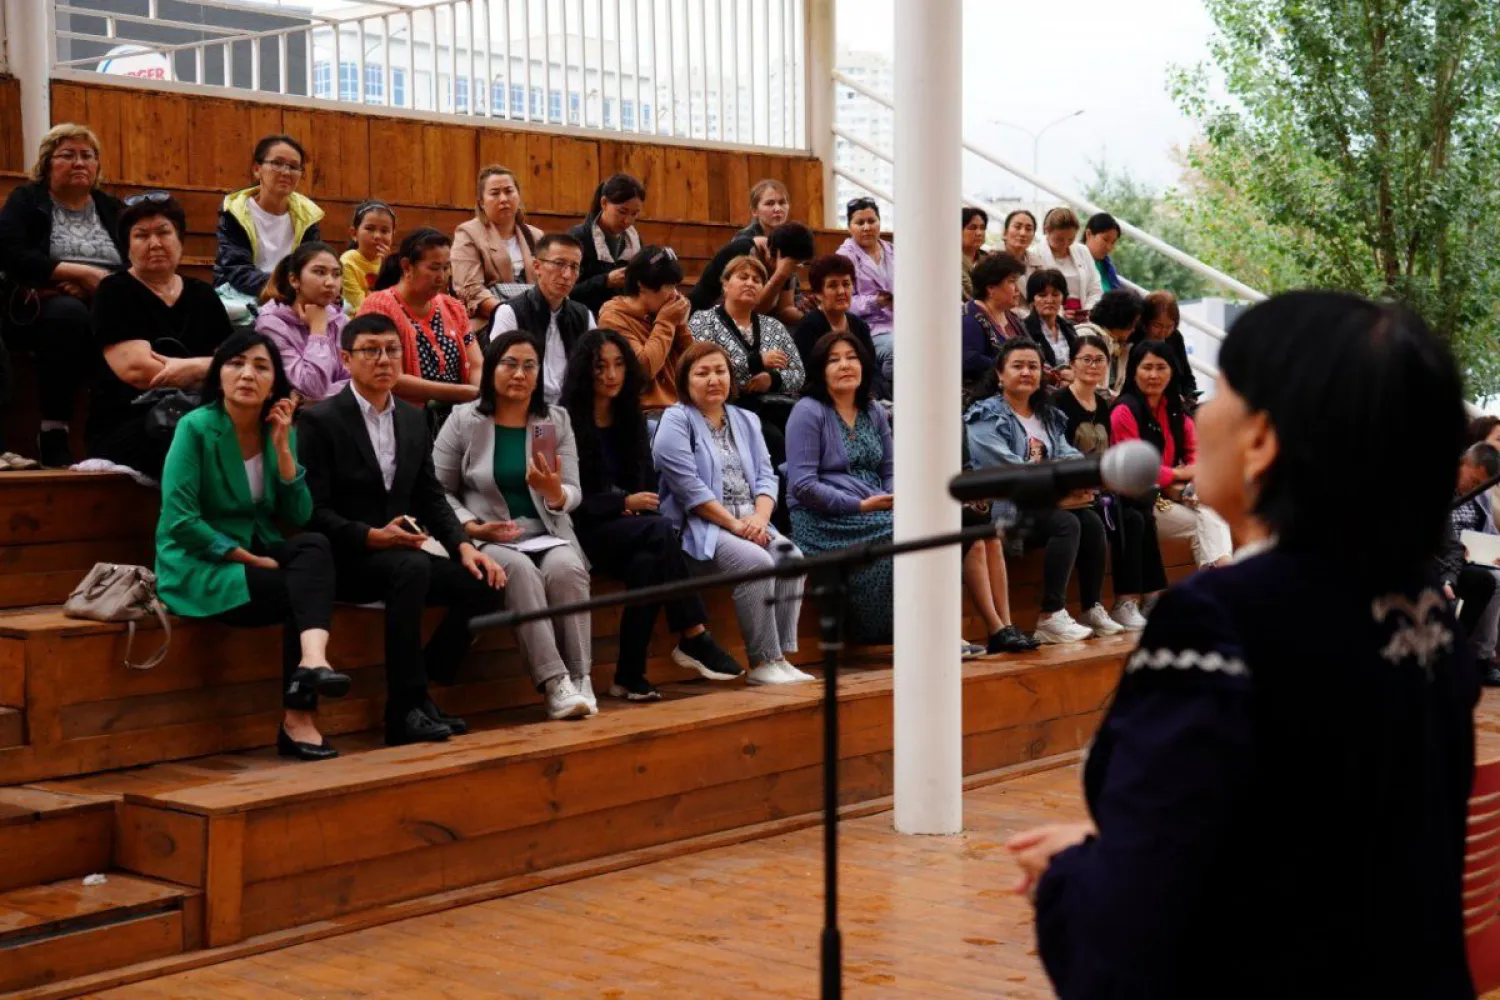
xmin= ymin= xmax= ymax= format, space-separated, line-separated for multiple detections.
xmin=1003 ymin=209 xmax=1037 ymax=232
xmin=962 ymin=207 xmax=989 ymax=228
xmin=253 ymin=134 xmax=306 ymax=166
xmin=675 ymin=340 xmax=738 ymax=406
xmin=971 ymin=251 xmax=1025 ymax=301
xmin=1073 ymin=333 xmax=1111 ymax=359
xmin=1465 ymin=442 xmax=1500 ymax=479
xmin=1084 ymin=212 xmax=1121 ymax=238
xmin=1218 ymin=290 xmax=1466 ymax=589
xmin=1468 ymin=415 xmax=1500 ymax=447
xmin=199 ymin=330 xmax=293 ymax=421
xmin=1089 ymin=289 xmax=1144 ymax=331
xmin=341 ymin=312 xmax=399 ymax=353
xmin=116 ymin=195 xmax=189 ymax=247
xmin=374 ymin=227 xmax=450 ymax=291
xmin=623 ymin=246 xmax=683 ymax=295
xmin=996 ymin=337 xmax=1049 ymax=411
xmin=846 ymin=197 xmax=880 ymax=223
xmin=807 ymin=253 xmax=856 ymax=293
xmin=588 ymin=173 xmax=647 ymax=220
xmin=1025 ymin=268 xmax=1069 ymax=303
xmin=535 ymin=232 xmax=583 ymax=258
xmin=767 ymin=222 xmax=817 ymax=262
xmin=262 ymin=240 xmax=340 ymax=305
xmin=476 ymin=330 xmax=548 ymax=418
xmin=803 ymin=331 xmax=875 ymax=411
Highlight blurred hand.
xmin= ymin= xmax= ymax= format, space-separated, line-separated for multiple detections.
xmin=265 ymin=398 xmax=295 ymax=456
xmin=466 ymin=520 xmax=524 ymax=544
xmin=658 ymin=294 xmax=691 ymax=326
xmin=296 ymin=300 xmax=329 ymax=337
xmin=858 ymin=494 xmax=894 ymax=513
xmin=746 ymin=372 xmax=773 ymax=393
xmin=607 ymin=267 xmax=627 ymax=289
xmin=459 ymin=544 xmax=506 ymax=588
xmin=1006 ymin=822 xmax=1095 ymax=900
xmin=368 ymin=515 xmax=429 ymax=550
xmin=526 ymin=453 xmax=566 ymax=508
xmin=762 ymin=349 xmax=790 ymax=371
xmin=624 ymin=492 xmax=660 ymax=514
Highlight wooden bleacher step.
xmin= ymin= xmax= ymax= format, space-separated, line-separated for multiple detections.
xmin=0 ymin=874 xmax=201 ymax=993
xmin=0 ymin=789 xmax=114 ymax=894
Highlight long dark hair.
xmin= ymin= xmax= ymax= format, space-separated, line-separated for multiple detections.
xmin=346 ymin=200 xmax=396 ymax=252
xmin=476 ymin=330 xmax=548 ymax=418
xmin=199 ymin=330 xmax=293 ymax=421
xmin=804 ymin=331 xmax=875 ymax=412
xmin=560 ymin=329 xmax=653 ymax=496
xmin=585 ymin=173 xmax=647 ymax=226
xmin=261 ymin=240 xmax=339 ymax=305
xmin=374 ymin=227 xmax=449 ymax=291
xmin=1113 ymin=339 xmax=1188 ymax=461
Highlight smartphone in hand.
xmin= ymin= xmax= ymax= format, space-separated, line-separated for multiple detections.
xmin=531 ymin=422 xmax=559 ymax=470
xmin=398 ymin=515 xmax=425 ymax=535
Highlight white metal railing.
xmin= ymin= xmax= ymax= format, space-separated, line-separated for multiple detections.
xmin=832 ymin=67 xmax=1270 ymax=381
xmin=49 ymin=0 xmax=806 ymax=150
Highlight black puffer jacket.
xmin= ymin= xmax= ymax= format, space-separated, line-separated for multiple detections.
xmin=0 ymin=181 xmax=125 ymax=287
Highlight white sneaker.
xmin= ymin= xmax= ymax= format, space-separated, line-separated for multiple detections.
xmin=746 ymin=662 xmax=792 ymax=686
xmin=545 ymin=675 xmax=592 ymax=720
xmin=1033 ymin=610 xmax=1094 ymax=645
xmin=1110 ymin=599 xmax=1148 ymax=632
xmin=1079 ymin=604 xmax=1125 ymax=637
xmin=577 ymin=674 xmax=600 ymax=715
xmin=773 ymin=659 xmax=816 ymax=683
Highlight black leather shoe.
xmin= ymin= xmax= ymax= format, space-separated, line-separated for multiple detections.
xmin=313 ymin=668 xmax=352 ymax=699
xmin=386 ymin=708 xmax=452 ymax=746
xmin=1484 ymin=663 xmax=1500 ymax=688
xmin=422 ymin=697 xmax=468 ymax=735
xmin=277 ymin=727 xmax=338 ymax=761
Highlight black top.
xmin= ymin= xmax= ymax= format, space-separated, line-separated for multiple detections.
xmin=792 ymin=309 xmax=887 ymax=399
xmin=1023 ymin=311 xmax=1081 ymax=370
xmin=295 ymin=385 xmax=468 ymax=560
xmin=0 ymin=182 xmax=126 ymax=288
xmin=1036 ymin=547 xmax=1477 ymax=1000
xmin=1048 ymin=386 xmax=1111 ymax=457
xmin=87 ymin=272 xmax=232 ymax=442
xmin=503 ymin=285 xmax=592 ymax=373
xmin=565 ymin=219 xmax=637 ymax=316
xmin=688 ymin=235 xmax=759 ymax=312
xmin=572 ymin=416 xmax=654 ymax=528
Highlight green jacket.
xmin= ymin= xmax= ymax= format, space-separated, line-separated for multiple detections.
xmin=155 ymin=404 xmax=313 ymax=618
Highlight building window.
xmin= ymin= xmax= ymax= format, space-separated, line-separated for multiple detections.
xmin=604 ymin=97 xmax=615 ymax=127
xmin=642 ymin=103 xmax=653 ymax=130
xmin=338 ymin=61 xmax=358 ymax=101
xmin=454 ymin=76 xmax=469 ymax=112
xmin=364 ymin=64 xmax=384 ymax=103
xmin=512 ymin=84 xmax=527 ymax=116
xmin=392 ymin=68 xmax=406 ymax=106
xmin=530 ymin=87 xmax=543 ymax=117
xmin=622 ymin=99 xmax=635 ymax=129
xmin=313 ymin=60 xmax=332 ymax=99
xmin=568 ymin=92 xmax=581 ymax=125
xmin=548 ymin=90 xmax=563 ymax=122
xmin=492 ymin=81 xmax=507 ymax=115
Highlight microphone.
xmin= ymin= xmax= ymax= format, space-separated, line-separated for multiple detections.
xmin=947 ymin=439 xmax=1162 ymax=506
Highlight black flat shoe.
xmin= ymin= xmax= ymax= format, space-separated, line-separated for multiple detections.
xmin=286 ymin=666 xmax=351 ymax=707
xmin=386 ymin=707 xmax=452 ymax=747
xmin=422 ymin=697 xmax=468 ymax=736
xmin=277 ymin=727 xmax=338 ymax=761
xmin=1484 ymin=664 xmax=1500 ymax=688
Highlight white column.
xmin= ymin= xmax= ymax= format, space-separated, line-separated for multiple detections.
xmin=803 ymin=0 xmax=837 ymax=226
xmin=892 ymin=0 xmax=963 ymax=834
xmin=4 ymin=0 xmax=55 ymax=165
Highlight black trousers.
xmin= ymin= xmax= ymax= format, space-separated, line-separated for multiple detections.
xmin=88 ymin=416 xmax=170 ymax=480
xmin=1110 ymin=498 xmax=1169 ymax=596
xmin=1035 ymin=507 xmax=1106 ymax=614
xmin=212 ymin=534 xmax=336 ymax=710
xmin=578 ymin=513 xmax=707 ymax=682
xmin=1 ymin=292 xmax=94 ymax=423
xmin=1457 ymin=565 xmax=1497 ymax=638
xmin=334 ymin=548 xmax=505 ymax=720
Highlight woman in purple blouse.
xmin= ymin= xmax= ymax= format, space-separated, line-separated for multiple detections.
xmin=254 ymin=241 xmax=350 ymax=402
xmin=835 ymin=197 xmax=895 ymax=387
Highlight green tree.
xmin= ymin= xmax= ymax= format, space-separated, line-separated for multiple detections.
xmin=1172 ymin=0 xmax=1500 ymax=395
xmin=1082 ymin=162 xmax=1210 ymax=301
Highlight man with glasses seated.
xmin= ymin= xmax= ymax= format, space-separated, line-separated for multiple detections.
xmin=486 ymin=233 xmax=595 ymax=404
xmin=296 ymin=313 xmax=506 ymax=747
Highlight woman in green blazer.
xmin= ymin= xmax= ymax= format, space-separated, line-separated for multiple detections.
xmin=156 ymin=330 xmax=347 ymax=761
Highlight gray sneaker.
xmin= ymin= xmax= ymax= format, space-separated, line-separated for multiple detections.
xmin=577 ymin=674 xmax=599 ymax=716
xmin=545 ymin=675 xmax=591 ymax=720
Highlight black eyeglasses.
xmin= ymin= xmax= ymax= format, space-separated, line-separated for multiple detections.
xmin=123 ymin=190 xmax=171 ymax=207
xmin=846 ymin=198 xmax=879 ymax=218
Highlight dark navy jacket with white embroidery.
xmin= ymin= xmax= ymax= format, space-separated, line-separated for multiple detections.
xmin=1036 ymin=546 xmax=1478 ymax=1000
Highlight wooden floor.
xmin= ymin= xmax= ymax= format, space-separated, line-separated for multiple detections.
xmin=87 ymin=764 xmax=1083 ymax=1000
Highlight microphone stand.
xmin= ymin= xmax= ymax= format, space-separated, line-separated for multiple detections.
xmin=470 ymin=515 xmax=1012 ymax=999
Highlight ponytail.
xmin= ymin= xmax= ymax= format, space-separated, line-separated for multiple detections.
xmin=259 ymin=240 xmax=338 ymax=305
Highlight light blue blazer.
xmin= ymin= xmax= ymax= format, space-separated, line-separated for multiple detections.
xmin=652 ymin=402 xmax=779 ymax=560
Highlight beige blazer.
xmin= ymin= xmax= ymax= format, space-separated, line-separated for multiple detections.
xmin=432 ymin=401 xmax=583 ymax=554
xmin=450 ymin=216 xmax=545 ymax=327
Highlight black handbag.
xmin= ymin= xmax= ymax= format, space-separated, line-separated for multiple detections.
xmin=133 ymin=388 xmax=201 ymax=441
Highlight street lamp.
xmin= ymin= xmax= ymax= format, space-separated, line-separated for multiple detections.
xmin=990 ymin=109 xmax=1085 ymax=203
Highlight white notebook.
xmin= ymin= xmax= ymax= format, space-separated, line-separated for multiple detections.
xmin=1461 ymin=529 xmax=1500 ymax=567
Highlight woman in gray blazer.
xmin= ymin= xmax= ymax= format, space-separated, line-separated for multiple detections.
xmin=432 ymin=331 xmax=595 ymax=722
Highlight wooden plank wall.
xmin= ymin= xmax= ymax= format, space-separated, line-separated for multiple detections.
xmin=48 ymin=80 xmax=824 ymax=228
xmin=0 ymin=76 xmax=23 ymax=175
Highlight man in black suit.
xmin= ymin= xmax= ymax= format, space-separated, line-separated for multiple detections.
xmin=297 ymin=313 xmax=506 ymax=746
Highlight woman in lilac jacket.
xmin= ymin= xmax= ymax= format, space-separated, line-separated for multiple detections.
xmin=836 ymin=197 xmax=895 ymax=387
xmin=785 ymin=330 xmax=894 ymax=642
xmin=253 ymin=241 xmax=350 ymax=402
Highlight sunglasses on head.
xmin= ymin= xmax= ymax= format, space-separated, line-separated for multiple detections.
xmin=846 ymin=198 xmax=879 ymax=217
xmin=123 ymin=190 xmax=171 ymax=207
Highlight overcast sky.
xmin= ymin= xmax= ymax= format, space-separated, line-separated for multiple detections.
xmin=837 ymin=0 xmax=1221 ymax=198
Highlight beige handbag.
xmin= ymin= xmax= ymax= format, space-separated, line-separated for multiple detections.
xmin=62 ymin=563 xmax=172 ymax=670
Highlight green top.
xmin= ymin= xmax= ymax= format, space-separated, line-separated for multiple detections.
xmin=155 ymin=403 xmax=312 ymax=618
xmin=493 ymin=425 xmax=539 ymax=519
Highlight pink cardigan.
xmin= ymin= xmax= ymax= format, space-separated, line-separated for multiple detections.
xmin=1110 ymin=398 xmax=1198 ymax=489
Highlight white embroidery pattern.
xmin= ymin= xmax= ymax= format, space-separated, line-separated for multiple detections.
xmin=1125 ymin=648 xmax=1248 ymax=678
xmin=1372 ymin=588 xmax=1453 ymax=676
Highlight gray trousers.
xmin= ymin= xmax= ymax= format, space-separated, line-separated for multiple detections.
xmin=687 ymin=517 xmax=804 ymax=667
xmin=1475 ymin=565 xmax=1500 ymax=660
xmin=478 ymin=536 xmax=592 ymax=687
